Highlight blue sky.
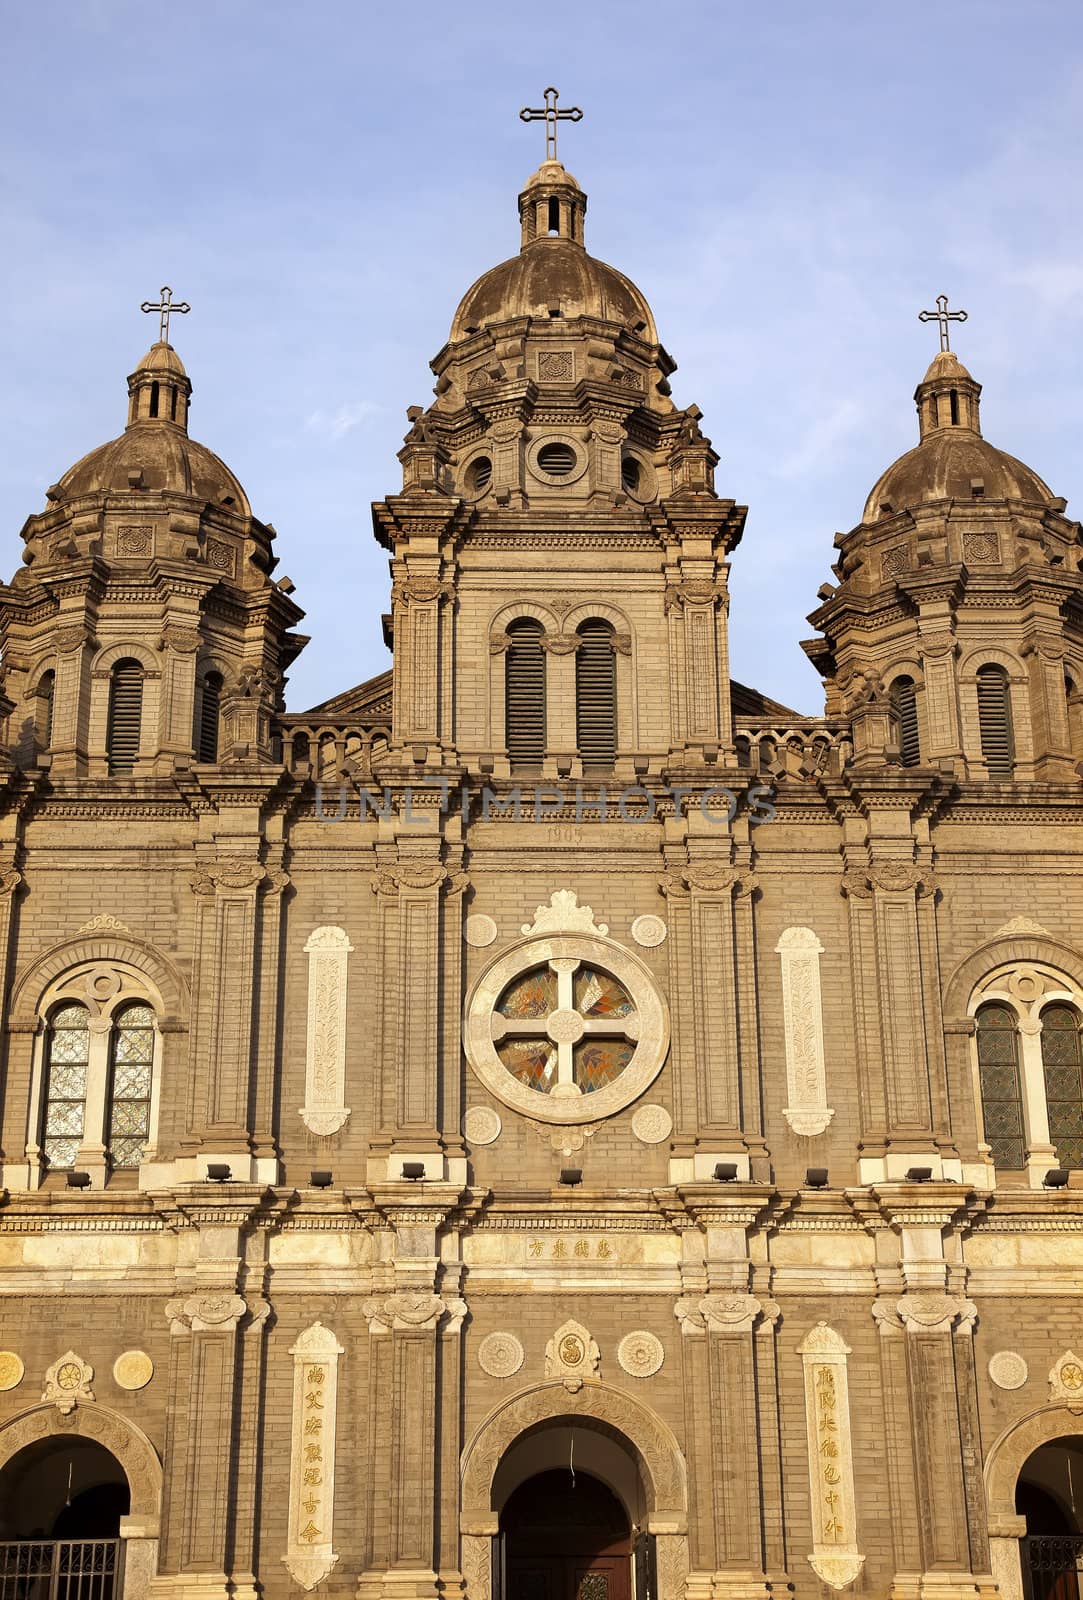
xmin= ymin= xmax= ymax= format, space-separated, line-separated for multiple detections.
xmin=2 ymin=0 xmax=1081 ymax=715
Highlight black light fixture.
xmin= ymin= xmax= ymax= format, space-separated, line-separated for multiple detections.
xmin=805 ymin=1168 xmax=829 ymax=1189
xmin=1044 ymin=1168 xmax=1070 ymax=1189
xmin=559 ymin=1167 xmax=582 ymax=1186
xmin=905 ymin=1166 xmax=933 ymax=1183
xmin=66 ymin=1171 xmax=91 ymax=1190
xmin=713 ymin=1162 xmax=739 ymax=1182
xmin=310 ymin=1170 xmax=333 ymax=1189
xmin=206 ymin=1163 xmax=231 ymax=1183
xmin=401 ymin=1162 xmax=425 ymax=1181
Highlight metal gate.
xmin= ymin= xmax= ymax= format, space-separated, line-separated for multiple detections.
xmin=1023 ymin=1534 xmax=1083 ymax=1600
xmin=0 ymin=1541 xmax=122 ymax=1600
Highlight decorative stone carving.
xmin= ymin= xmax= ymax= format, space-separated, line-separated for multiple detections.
xmin=654 ymin=1533 xmax=689 ymax=1600
xmin=189 ymin=858 xmax=266 ymax=895
xmin=284 ymin=1322 xmax=344 ymax=1590
xmin=465 ymin=914 xmax=499 ymax=948
xmin=0 ymin=1353 xmax=24 ymax=1391
xmin=158 ymin=625 xmax=202 ymax=654
xmin=521 ymin=889 xmax=608 ymax=938
xmin=630 ymin=914 xmax=667 ymax=948
xmin=77 ymin=913 xmax=131 ymax=934
xmin=1049 ymin=1350 xmax=1083 ymax=1409
xmin=206 ymin=537 xmax=235 ymax=575
xmin=463 ymin=1106 xmax=502 ymax=1146
xmin=545 ymin=1320 xmax=600 ymax=1391
xmin=631 ymin=1103 xmax=672 ymax=1145
xmin=539 ymin=632 xmax=581 ymax=655
xmin=42 ymin=1350 xmax=94 ymax=1414
xmin=0 ymin=869 xmax=23 ymax=897
xmin=461 ymin=1535 xmax=492 ymax=1600
xmin=617 ymin=1332 xmax=664 ymax=1378
xmin=777 ymin=926 xmax=833 ymax=1137
xmin=988 ymin=1351 xmax=1029 ymax=1391
xmin=994 ymin=916 xmax=1051 ymax=937
xmin=112 ymin=1351 xmax=153 ymax=1391
xmin=699 ymin=1293 xmax=765 ymax=1335
xmin=116 ymin=524 xmax=153 ymax=556
xmin=798 ymin=1323 xmax=864 ymax=1589
xmin=477 ymin=1332 xmax=525 ymax=1379
xmin=300 ymin=926 xmax=353 ymax=1137
xmin=166 ymin=1293 xmax=248 ymax=1334
xmin=896 ymin=1293 xmax=976 ymax=1335
xmin=881 ymin=544 xmax=910 ymax=579
xmin=362 ymin=1292 xmax=450 ymax=1333
xmin=963 ymin=530 xmax=1000 ymax=563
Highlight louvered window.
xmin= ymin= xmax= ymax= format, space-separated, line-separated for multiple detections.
xmin=1041 ymin=1005 xmax=1083 ymax=1170
xmin=976 ymin=1003 xmax=1025 ymax=1169
xmin=42 ymin=1004 xmax=90 ymax=1169
xmin=106 ymin=659 xmax=144 ymax=774
xmin=976 ymin=664 xmax=1013 ymax=778
xmin=107 ymin=1003 xmax=155 ymax=1169
xmin=196 ymin=671 xmax=222 ymax=763
xmin=576 ymin=619 xmax=617 ymax=767
xmin=890 ymin=676 xmax=920 ymax=767
xmin=505 ymin=619 xmax=546 ymax=765
xmin=38 ymin=670 xmax=55 ymax=749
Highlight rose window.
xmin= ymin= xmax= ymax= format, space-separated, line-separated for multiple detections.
xmin=493 ymin=961 xmax=639 ymax=1098
xmin=465 ymin=930 xmax=669 ymax=1125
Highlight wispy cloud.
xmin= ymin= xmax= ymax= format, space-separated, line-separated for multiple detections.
xmin=304 ymin=402 xmax=382 ymax=441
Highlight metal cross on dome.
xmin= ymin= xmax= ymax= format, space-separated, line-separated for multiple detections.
xmin=140 ymin=285 xmax=190 ymax=344
xmin=519 ymin=86 xmax=583 ymax=163
xmin=918 ymin=293 xmax=968 ymax=353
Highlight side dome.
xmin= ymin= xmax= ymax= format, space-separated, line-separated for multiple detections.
xmin=50 ymin=341 xmax=251 ymax=515
xmin=862 ymin=349 xmax=1054 ymax=521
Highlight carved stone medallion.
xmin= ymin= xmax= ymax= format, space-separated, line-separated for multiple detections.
xmin=463 ymin=1106 xmax=502 ymax=1146
xmin=630 ymin=915 xmax=667 ymax=948
xmin=1050 ymin=1350 xmax=1083 ymax=1407
xmin=42 ymin=1350 xmax=94 ymax=1414
xmin=988 ymin=1351 xmax=1028 ymax=1391
xmin=617 ymin=1331 xmax=664 ymax=1378
xmin=0 ymin=1352 xmax=23 ymax=1391
xmin=112 ymin=1350 xmax=154 ymax=1391
xmin=465 ymin=914 xmax=499 ymax=948
xmin=477 ymin=1332 xmax=525 ymax=1379
xmin=545 ymin=1319 xmax=600 ymax=1391
xmin=631 ymin=1104 xmax=672 ymax=1145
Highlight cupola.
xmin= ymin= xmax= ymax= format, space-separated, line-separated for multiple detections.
xmin=518 ymin=159 xmax=586 ymax=247
xmin=126 ymin=340 xmax=192 ymax=430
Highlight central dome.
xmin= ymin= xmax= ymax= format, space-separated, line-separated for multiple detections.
xmin=447 ymin=157 xmax=658 ymax=345
xmin=449 ymin=237 xmax=657 ymax=344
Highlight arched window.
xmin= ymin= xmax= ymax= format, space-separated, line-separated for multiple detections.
xmin=1040 ymin=1005 xmax=1083 ymax=1170
xmin=976 ymin=663 xmax=1014 ymax=779
xmin=107 ymin=1004 xmax=155 ymax=1169
xmin=106 ymin=659 xmax=144 ymax=774
xmin=41 ymin=1004 xmax=90 ymax=1169
xmin=976 ymin=1002 xmax=1025 ymax=1169
xmin=575 ymin=618 xmax=617 ymax=767
xmin=890 ymin=675 xmax=920 ymax=767
xmin=195 ymin=671 xmax=222 ymax=763
xmin=38 ymin=669 xmax=55 ymax=750
xmin=505 ymin=619 xmax=546 ymax=766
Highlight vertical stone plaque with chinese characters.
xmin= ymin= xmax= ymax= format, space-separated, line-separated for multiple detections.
xmin=798 ymin=1323 xmax=864 ymax=1589
xmin=300 ymin=927 xmax=353 ymax=1136
xmin=284 ymin=1322 xmax=345 ymax=1590
xmin=777 ymin=927 xmax=833 ymax=1136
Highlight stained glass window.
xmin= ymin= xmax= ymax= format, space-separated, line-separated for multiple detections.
xmin=1041 ymin=1004 xmax=1083 ymax=1170
xmin=42 ymin=1004 xmax=89 ymax=1168
xmin=107 ymin=1004 xmax=154 ymax=1168
xmin=976 ymin=1003 xmax=1025 ymax=1169
xmin=493 ymin=960 xmax=637 ymax=1097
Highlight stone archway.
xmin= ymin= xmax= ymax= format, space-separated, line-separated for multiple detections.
xmin=0 ymin=1405 xmax=163 ymax=1600
xmin=985 ymin=1403 xmax=1083 ymax=1600
xmin=460 ymin=1381 xmax=688 ymax=1600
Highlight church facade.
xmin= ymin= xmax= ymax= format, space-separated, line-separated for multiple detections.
xmin=0 ymin=132 xmax=1081 ymax=1600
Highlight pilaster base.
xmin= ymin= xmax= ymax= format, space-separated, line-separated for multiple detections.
xmin=891 ymin=1576 xmax=999 ymax=1600
xmin=148 ymin=1575 xmax=235 ymax=1600
xmin=711 ymin=1572 xmax=772 ymax=1600
xmin=356 ymin=1569 xmax=441 ymax=1600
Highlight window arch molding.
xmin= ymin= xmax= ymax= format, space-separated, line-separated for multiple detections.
xmin=962 ymin=954 xmax=1083 ymax=1182
xmin=561 ymin=603 xmax=639 ymax=757
xmin=88 ymin=643 xmax=162 ymax=775
xmin=957 ymin=646 xmax=1027 ymax=685
xmin=21 ymin=956 xmax=173 ymax=1186
xmin=487 ymin=603 xmax=560 ymax=761
xmin=9 ymin=933 xmax=188 ymax=1035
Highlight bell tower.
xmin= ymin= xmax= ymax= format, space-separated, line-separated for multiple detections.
xmin=374 ymin=94 xmax=747 ymax=778
xmin=806 ymin=302 xmax=1083 ymax=782
xmin=0 ymin=294 xmax=305 ymax=780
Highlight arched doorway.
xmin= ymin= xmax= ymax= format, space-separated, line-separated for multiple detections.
xmin=0 ymin=1437 xmax=130 ymax=1600
xmin=1017 ymin=1437 xmax=1083 ymax=1600
xmin=502 ymin=1470 xmax=631 ymax=1600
